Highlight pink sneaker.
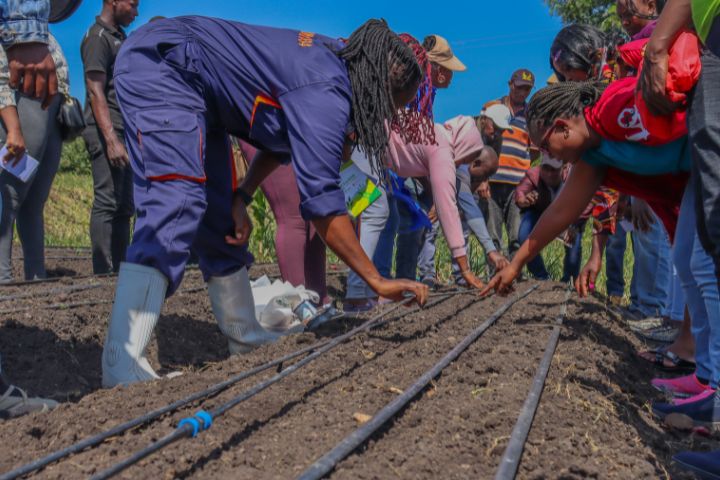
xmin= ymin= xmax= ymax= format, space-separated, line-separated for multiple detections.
xmin=673 ymin=388 xmax=716 ymax=406
xmin=652 ymin=374 xmax=713 ymax=399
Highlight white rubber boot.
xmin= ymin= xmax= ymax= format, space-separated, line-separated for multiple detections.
xmin=102 ymin=262 xmax=167 ymax=388
xmin=208 ymin=267 xmax=280 ymax=354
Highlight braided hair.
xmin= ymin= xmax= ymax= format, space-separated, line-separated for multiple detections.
xmin=338 ymin=19 xmax=424 ymax=183
xmin=394 ymin=33 xmax=436 ymax=146
xmin=550 ymin=24 xmax=623 ymax=82
xmin=526 ymin=81 xmax=606 ymax=143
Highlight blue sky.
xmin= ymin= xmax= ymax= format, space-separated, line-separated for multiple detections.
xmin=50 ymin=0 xmax=563 ymax=122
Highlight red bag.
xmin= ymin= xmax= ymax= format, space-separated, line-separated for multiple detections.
xmin=585 ymin=77 xmax=680 ymax=145
xmin=619 ymin=31 xmax=702 ymax=101
xmin=587 ymin=32 xmax=701 ymax=146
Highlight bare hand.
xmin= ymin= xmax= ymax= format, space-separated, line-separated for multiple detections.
xmin=488 ymin=251 xmax=510 ymax=271
xmin=226 ymin=192 xmax=253 ymax=246
xmin=3 ymin=128 xmax=26 ymax=167
xmin=575 ymin=256 xmax=601 ymax=298
xmin=518 ymin=190 xmax=539 ymax=208
xmin=477 ymin=180 xmax=491 ymax=200
xmin=480 ymin=264 xmax=520 ymax=297
xmin=637 ymin=51 xmax=682 ymax=116
xmin=106 ymin=136 xmax=130 ymax=168
xmin=427 ymin=205 xmax=437 ymax=223
xmin=631 ymin=199 xmax=655 ymax=232
xmin=6 ymin=43 xmax=58 ymax=109
xmin=374 ymin=278 xmax=429 ymax=306
xmin=461 ymin=270 xmax=485 ymax=291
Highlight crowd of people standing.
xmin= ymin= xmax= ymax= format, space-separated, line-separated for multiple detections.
xmin=2 ymin=0 xmax=720 ymax=476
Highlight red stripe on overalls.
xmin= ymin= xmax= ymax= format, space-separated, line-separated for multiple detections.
xmin=250 ymin=93 xmax=282 ymax=128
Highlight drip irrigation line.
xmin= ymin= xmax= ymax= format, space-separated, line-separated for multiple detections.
xmin=14 ymin=255 xmax=93 ymax=261
xmin=0 ymin=266 xmax=203 ymax=288
xmin=494 ymin=289 xmax=571 ymax=480
xmin=4 ymin=291 xmax=462 ymax=479
xmin=90 ymin=291 xmax=470 ymax=480
xmin=0 ymin=340 xmax=333 ymax=480
xmin=0 ymin=283 xmax=103 ymax=303
xmin=297 ymin=285 xmax=538 ymax=480
xmin=0 ymin=284 xmax=208 ymax=315
xmin=0 ymin=272 xmax=115 ymax=288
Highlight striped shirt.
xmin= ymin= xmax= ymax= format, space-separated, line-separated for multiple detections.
xmin=485 ymin=97 xmax=531 ymax=185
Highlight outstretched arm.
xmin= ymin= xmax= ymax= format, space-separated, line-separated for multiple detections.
xmin=481 ymin=160 xmax=605 ymax=296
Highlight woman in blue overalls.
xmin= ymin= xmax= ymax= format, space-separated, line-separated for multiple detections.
xmin=103 ymin=17 xmax=430 ymax=387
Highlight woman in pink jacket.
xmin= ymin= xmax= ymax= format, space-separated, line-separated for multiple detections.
xmin=385 ymin=115 xmax=497 ymax=290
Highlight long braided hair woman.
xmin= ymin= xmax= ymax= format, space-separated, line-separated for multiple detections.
xmin=101 ymin=17 xmax=429 ymax=387
xmin=343 ymin=32 xmax=462 ymax=312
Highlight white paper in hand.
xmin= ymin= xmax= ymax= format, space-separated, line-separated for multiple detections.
xmin=0 ymin=146 xmax=39 ymax=183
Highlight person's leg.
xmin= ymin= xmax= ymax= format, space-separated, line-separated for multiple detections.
xmin=103 ymin=34 xmax=215 ymax=386
xmin=486 ymin=183 xmax=504 ymax=254
xmin=629 ymin=214 xmax=672 ymax=318
xmin=261 ymin=164 xmax=308 ymax=287
xmin=689 ymin=50 xmax=720 ymax=290
xmin=344 ymin=152 xmax=390 ymax=301
xmin=417 ymin=220 xmax=438 ymax=282
xmin=304 ymin=220 xmax=328 ymax=303
xmin=502 ymin=184 xmax=522 ymax=258
xmin=394 ymin=203 xmax=422 ymax=281
xmin=518 ymin=210 xmax=549 ymax=280
xmin=605 ymin=223 xmax=628 ymax=299
xmin=16 ymin=96 xmax=63 ymax=280
xmin=562 ymin=225 xmax=584 ymax=283
xmin=85 ymin=126 xmax=119 ymax=274
xmin=667 ymin=265 xmax=686 ymax=322
xmin=674 ymin=186 xmax=712 ymax=383
xmin=374 ymin=193 xmax=398 ymax=278
xmin=110 ymin=154 xmax=134 ymax=272
xmin=345 ymin=187 xmax=389 ymax=300
xmin=193 ymin=131 xmax=276 ymax=354
xmin=416 ymin=189 xmax=438 ymax=282
xmin=265 ymin=163 xmax=330 ymax=301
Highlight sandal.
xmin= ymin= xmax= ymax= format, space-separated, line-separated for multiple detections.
xmin=637 ymin=347 xmax=696 ymax=373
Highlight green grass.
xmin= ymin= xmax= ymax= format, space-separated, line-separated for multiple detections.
xmin=44 ymin=172 xmax=94 ymax=247
xmin=47 ymin=143 xmax=633 ymax=298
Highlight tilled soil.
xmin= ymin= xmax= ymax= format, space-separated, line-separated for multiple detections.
xmin=0 ymin=260 xmax=716 ymax=479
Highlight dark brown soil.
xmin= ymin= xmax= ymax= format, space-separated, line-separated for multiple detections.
xmin=0 ymin=267 xmax=714 ymax=479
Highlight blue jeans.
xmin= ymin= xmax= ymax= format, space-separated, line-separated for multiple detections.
xmin=629 ymin=214 xmax=673 ymax=317
xmin=674 ymin=185 xmax=720 ymax=387
xmin=663 ymin=262 xmax=685 ymax=322
xmin=395 ymin=189 xmax=434 ymax=281
xmin=605 ymin=223 xmax=628 ymax=297
xmin=518 ymin=210 xmax=581 ymax=282
xmin=417 ymin=220 xmax=438 ymax=281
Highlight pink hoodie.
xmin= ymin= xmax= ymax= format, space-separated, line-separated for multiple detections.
xmin=385 ymin=115 xmax=484 ymax=258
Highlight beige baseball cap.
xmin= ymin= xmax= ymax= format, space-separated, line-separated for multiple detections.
xmin=426 ymin=35 xmax=467 ymax=72
xmin=481 ymin=104 xmax=514 ymax=131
